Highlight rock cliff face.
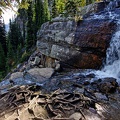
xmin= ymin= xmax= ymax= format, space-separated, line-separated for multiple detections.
xmin=37 ymin=3 xmax=116 ymax=69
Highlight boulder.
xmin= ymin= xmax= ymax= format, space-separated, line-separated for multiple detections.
xmin=10 ymin=72 xmax=23 ymax=80
xmin=98 ymin=77 xmax=118 ymax=94
xmin=27 ymin=68 xmax=55 ymax=82
xmin=80 ymin=1 xmax=109 ymax=18
xmin=37 ymin=3 xmax=116 ymax=69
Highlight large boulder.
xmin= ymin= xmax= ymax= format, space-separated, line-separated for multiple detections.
xmin=79 ymin=1 xmax=109 ymax=18
xmin=37 ymin=4 xmax=116 ymax=69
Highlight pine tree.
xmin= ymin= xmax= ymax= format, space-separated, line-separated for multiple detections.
xmin=0 ymin=43 xmax=6 ymax=79
xmin=52 ymin=0 xmax=59 ymax=18
xmin=35 ymin=0 xmax=45 ymax=31
xmin=44 ymin=0 xmax=51 ymax=22
xmin=0 ymin=21 xmax=7 ymax=55
xmin=6 ymin=40 xmax=14 ymax=72
xmin=18 ymin=8 xmax=27 ymax=42
xmin=16 ymin=44 xmax=22 ymax=63
xmin=34 ymin=0 xmax=50 ymax=45
xmin=52 ymin=0 xmax=65 ymax=18
xmin=64 ymin=0 xmax=81 ymax=18
xmin=8 ymin=20 xmax=23 ymax=50
xmin=0 ymin=43 xmax=6 ymax=72
xmin=26 ymin=1 xmax=35 ymax=51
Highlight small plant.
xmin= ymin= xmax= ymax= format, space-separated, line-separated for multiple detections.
xmin=20 ymin=51 xmax=31 ymax=63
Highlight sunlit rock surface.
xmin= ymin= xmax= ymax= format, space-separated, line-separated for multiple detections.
xmin=37 ymin=14 xmax=116 ymax=69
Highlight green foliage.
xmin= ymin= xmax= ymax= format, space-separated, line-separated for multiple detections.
xmin=16 ymin=44 xmax=22 ymax=63
xmin=0 ymin=21 xmax=6 ymax=80
xmin=26 ymin=1 xmax=35 ymax=51
xmin=8 ymin=19 xmax=23 ymax=50
xmin=0 ymin=71 xmax=5 ymax=81
xmin=52 ymin=0 xmax=65 ymax=18
xmin=0 ymin=43 xmax=6 ymax=72
xmin=18 ymin=8 xmax=27 ymax=41
xmin=64 ymin=0 xmax=81 ymax=17
xmin=0 ymin=21 xmax=7 ymax=55
xmin=20 ymin=51 xmax=31 ymax=63
xmin=35 ymin=0 xmax=45 ymax=31
xmin=6 ymin=40 xmax=15 ymax=72
xmin=0 ymin=0 xmax=32 ymax=15
xmin=44 ymin=0 xmax=51 ymax=22
xmin=34 ymin=0 xmax=50 ymax=31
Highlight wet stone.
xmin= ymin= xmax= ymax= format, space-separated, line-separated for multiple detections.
xmin=94 ymin=92 xmax=108 ymax=101
xmin=73 ymin=74 xmax=85 ymax=79
xmin=74 ymin=88 xmax=84 ymax=94
xmin=83 ymin=80 xmax=90 ymax=85
xmin=84 ymin=88 xmax=96 ymax=100
xmin=86 ymin=73 xmax=96 ymax=78
xmin=98 ymin=77 xmax=118 ymax=94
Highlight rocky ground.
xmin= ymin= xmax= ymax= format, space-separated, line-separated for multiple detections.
xmin=0 ymin=51 xmax=120 ymax=120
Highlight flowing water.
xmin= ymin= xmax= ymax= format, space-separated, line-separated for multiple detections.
xmin=91 ymin=1 xmax=120 ymax=82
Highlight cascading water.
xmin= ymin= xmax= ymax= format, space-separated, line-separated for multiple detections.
xmin=93 ymin=1 xmax=120 ymax=81
xmin=95 ymin=21 xmax=120 ymax=79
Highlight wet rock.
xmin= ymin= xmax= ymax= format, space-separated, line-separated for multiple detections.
xmin=73 ymin=74 xmax=85 ymax=79
xmin=107 ymin=0 xmax=120 ymax=10
xmin=83 ymin=80 xmax=90 ymax=85
xmin=74 ymin=88 xmax=84 ymax=94
xmin=86 ymin=73 xmax=96 ymax=78
xmin=117 ymin=86 xmax=120 ymax=93
xmin=94 ymin=92 xmax=108 ymax=101
xmin=84 ymin=88 xmax=96 ymax=100
xmin=91 ymin=79 xmax=102 ymax=85
xmin=59 ymin=79 xmax=75 ymax=88
xmin=98 ymin=77 xmax=118 ymax=94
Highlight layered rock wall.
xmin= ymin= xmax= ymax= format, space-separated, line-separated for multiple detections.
xmin=37 ymin=2 xmax=116 ymax=69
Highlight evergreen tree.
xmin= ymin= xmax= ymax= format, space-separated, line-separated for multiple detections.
xmin=8 ymin=19 xmax=23 ymax=50
xmin=52 ymin=0 xmax=59 ymax=18
xmin=35 ymin=0 xmax=45 ymax=31
xmin=52 ymin=0 xmax=65 ymax=18
xmin=26 ymin=1 xmax=35 ymax=51
xmin=44 ymin=0 xmax=51 ymax=22
xmin=16 ymin=44 xmax=22 ymax=63
xmin=65 ymin=0 xmax=81 ymax=18
xmin=6 ymin=40 xmax=14 ymax=72
xmin=18 ymin=8 xmax=27 ymax=42
xmin=0 ymin=21 xmax=7 ymax=55
xmin=0 ymin=43 xmax=6 ymax=72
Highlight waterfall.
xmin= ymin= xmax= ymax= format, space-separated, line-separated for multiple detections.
xmin=98 ymin=20 xmax=120 ymax=79
xmin=90 ymin=1 xmax=120 ymax=81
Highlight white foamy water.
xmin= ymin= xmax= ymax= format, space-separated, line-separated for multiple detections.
xmin=86 ymin=1 xmax=120 ymax=82
xmin=94 ymin=16 xmax=120 ymax=81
